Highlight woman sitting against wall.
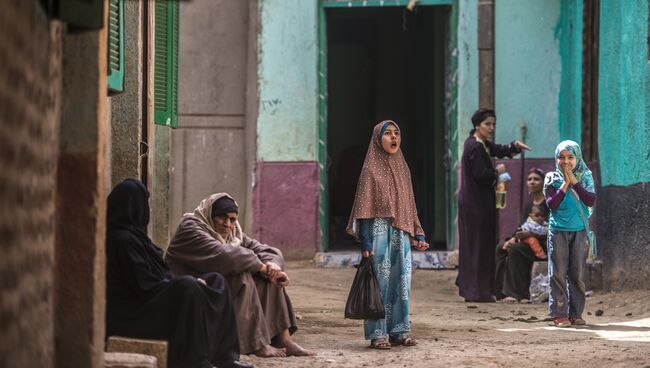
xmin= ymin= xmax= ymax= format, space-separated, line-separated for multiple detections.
xmin=494 ymin=168 xmax=549 ymax=302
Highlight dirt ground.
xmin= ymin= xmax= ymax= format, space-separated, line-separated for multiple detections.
xmin=241 ymin=260 xmax=650 ymax=368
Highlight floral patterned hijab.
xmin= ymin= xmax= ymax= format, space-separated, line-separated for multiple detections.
xmin=346 ymin=120 xmax=424 ymax=238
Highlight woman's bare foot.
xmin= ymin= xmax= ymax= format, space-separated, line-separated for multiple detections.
xmin=252 ymin=344 xmax=286 ymax=358
xmin=282 ymin=340 xmax=315 ymax=357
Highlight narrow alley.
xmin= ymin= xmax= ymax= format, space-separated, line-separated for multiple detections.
xmin=1 ymin=1 xmax=649 ymax=367
xmin=242 ymin=262 xmax=650 ymax=368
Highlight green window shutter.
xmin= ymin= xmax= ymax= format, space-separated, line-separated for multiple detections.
xmin=154 ymin=0 xmax=179 ymax=128
xmin=107 ymin=0 xmax=124 ymax=94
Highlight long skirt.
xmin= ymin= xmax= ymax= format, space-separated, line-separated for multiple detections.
xmin=364 ymin=218 xmax=412 ymax=340
xmin=228 ymin=272 xmax=298 ymax=354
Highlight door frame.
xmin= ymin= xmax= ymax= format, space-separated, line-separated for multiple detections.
xmin=317 ymin=0 xmax=457 ymax=251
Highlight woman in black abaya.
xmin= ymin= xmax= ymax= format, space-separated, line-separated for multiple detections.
xmin=105 ymin=179 xmax=252 ymax=368
xmin=456 ymin=109 xmax=530 ymax=302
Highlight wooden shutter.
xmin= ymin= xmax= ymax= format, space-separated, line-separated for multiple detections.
xmin=154 ymin=0 xmax=179 ymax=128
xmin=107 ymin=0 xmax=124 ymax=94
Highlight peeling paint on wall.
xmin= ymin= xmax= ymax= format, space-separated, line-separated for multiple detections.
xmin=494 ymin=0 xmax=580 ymax=158
xmin=257 ymin=0 xmax=319 ymax=162
xmin=456 ymin=0 xmax=479 ymax=155
xmin=598 ymin=0 xmax=650 ymax=186
xmin=556 ymin=0 xmax=583 ymax=143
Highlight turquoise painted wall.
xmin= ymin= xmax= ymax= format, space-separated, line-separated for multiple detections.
xmin=557 ymin=0 xmax=583 ymax=142
xmin=598 ymin=0 xmax=650 ymax=187
xmin=455 ymin=0 xmax=478 ymax=158
xmin=494 ymin=0 xmax=582 ymax=158
xmin=446 ymin=0 xmax=479 ymax=249
xmin=254 ymin=0 xmax=477 ymax=248
xmin=257 ymin=0 xmax=319 ymax=162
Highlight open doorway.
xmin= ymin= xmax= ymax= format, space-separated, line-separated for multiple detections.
xmin=325 ymin=6 xmax=449 ymax=250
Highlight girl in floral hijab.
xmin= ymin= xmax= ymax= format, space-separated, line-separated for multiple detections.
xmin=543 ymin=140 xmax=596 ymax=327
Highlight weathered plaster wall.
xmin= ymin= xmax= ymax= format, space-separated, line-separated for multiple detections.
xmin=598 ymin=0 xmax=650 ymax=187
xmin=494 ymin=0 xmax=582 ymax=157
xmin=455 ymin=0 xmax=479 ymax=155
xmin=152 ymin=125 xmax=171 ymax=247
xmin=0 ymin=3 xmax=61 ymax=366
xmin=557 ymin=0 xmax=583 ymax=142
xmin=252 ymin=1 xmax=320 ymax=255
xmin=253 ymin=162 xmax=320 ymax=259
xmin=446 ymin=0 xmax=479 ymax=249
xmin=597 ymin=0 xmax=649 ymax=290
xmin=57 ymin=17 xmax=108 ymax=368
xmin=598 ymin=184 xmax=650 ymax=290
xmin=257 ymin=0 xmax=318 ymax=162
xmin=495 ymin=159 xmax=556 ymax=241
xmin=172 ymin=0 xmax=252 ymax=232
xmin=110 ymin=0 xmax=143 ymax=187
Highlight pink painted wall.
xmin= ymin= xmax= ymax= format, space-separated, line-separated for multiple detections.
xmin=495 ymin=158 xmax=555 ymax=242
xmin=253 ymin=161 xmax=320 ymax=259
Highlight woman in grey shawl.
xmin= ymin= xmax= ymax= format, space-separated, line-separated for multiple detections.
xmin=166 ymin=193 xmax=313 ymax=358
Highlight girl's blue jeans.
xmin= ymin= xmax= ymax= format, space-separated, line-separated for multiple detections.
xmin=548 ymin=229 xmax=589 ymax=317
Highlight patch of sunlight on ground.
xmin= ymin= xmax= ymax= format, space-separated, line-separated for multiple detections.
xmin=496 ymin=318 xmax=650 ymax=342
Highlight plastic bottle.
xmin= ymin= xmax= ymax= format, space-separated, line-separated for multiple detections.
xmin=495 ymin=172 xmax=511 ymax=209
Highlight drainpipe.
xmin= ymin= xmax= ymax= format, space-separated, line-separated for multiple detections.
xmin=478 ymin=0 xmax=494 ymax=108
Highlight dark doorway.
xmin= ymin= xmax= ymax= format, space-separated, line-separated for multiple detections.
xmin=326 ymin=6 xmax=449 ymax=250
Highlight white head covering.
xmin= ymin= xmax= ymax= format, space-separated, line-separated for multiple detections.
xmin=187 ymin=192 xmax=244 ymax=246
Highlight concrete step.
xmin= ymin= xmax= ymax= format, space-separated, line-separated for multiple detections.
xmin=313 ymin=250 xmax=457 ymax=269
xmin=104 ymin=352 xmax=157 ymax=368
xmin=107 ymin=336 xmax=168 ymax=368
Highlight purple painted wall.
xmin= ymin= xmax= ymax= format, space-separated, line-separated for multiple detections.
xmin=495 ymin=158 xmax=555 ymax=242
xmin=253 ymin=161 xmax=320 ymax=259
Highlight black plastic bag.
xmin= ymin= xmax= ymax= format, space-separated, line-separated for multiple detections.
xmin=344 ymin=256 xmax=385 ymax=320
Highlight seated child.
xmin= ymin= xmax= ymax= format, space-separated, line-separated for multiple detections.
xmin=518 ymin=205 xmax=548 ymax=259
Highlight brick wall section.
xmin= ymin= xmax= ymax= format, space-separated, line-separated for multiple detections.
xmin=0 ymin=1 xmax=62 ymax=367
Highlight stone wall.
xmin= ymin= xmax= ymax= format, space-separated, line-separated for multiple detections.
xmin=597 ymin=0 xmax=649 ymax=289
xmin=598 ymin=183 xmax=650 ymax=290
xmin=110 ymin=0 xmax=144 ymax=187
xmin=55 ymin=20 xmax=108 ymax=368
xmin=0 ymin=2 xmax=62 ymax=367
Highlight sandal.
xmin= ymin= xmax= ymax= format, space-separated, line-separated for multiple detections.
xmin=570 ymin=316 xmax=586 ymax=325
xmin=369 ymin=338 xmax=391 ymax=350
xmin=553 ymin=316 xmax=571 ymax=328
xmin=389 ymin=336 xmax=418 ymax=347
